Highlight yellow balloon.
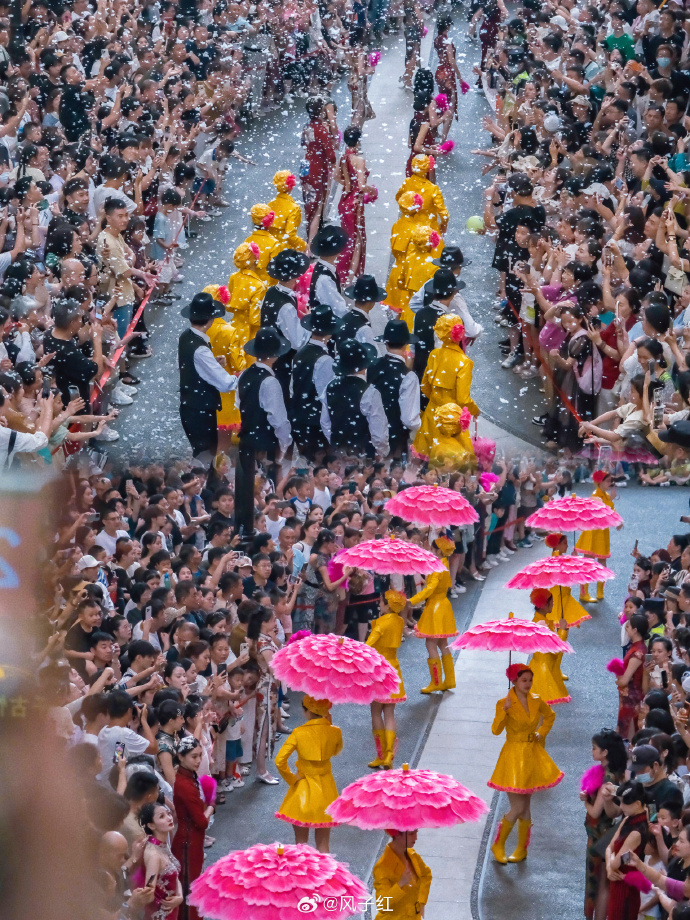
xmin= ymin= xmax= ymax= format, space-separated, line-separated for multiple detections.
xmin=466 ymin=215 xmax=485 ymax=233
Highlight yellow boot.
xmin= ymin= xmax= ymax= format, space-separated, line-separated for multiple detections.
xmin=596 ymin=581 xmax=605 ymax=601
xmin=368 ymin=729 xmax=385 ymax=768
xmin=421 ymin=657 xmax=442 ymax=694
xmin=507 ymin=818 xmax=533 ymax=862
xmin=580 ymin=583 xmax=595 ymax=603
xmin=491 ymin=815 xmax=515 ymax=864
xmin=381 ymin=730 xmax=397 ymax=769
xmin=440 ymin=652 xmax=456 ymax=690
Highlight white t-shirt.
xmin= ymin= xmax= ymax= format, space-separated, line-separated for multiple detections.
xmin=312 ymin=486 xmax=332 ymax=512
xmin=97 ymin=725 xmax=150 ymax=780
xmin=96 ymin=528 xmax=130 ymax=557
xmin=266 ymin=514 xmax=286 ymax=542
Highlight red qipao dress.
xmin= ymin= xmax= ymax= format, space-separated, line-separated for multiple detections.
xmin=171 ymin=767 xmax=209 ymax=920
xmin=336 ymin=147 xmax=367 ymax=284
xmin=301 ymin=117 xmax=336 ymax=227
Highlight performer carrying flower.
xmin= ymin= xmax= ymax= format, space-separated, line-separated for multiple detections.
xmin=366 ymin=590 xmax=407 ymax=770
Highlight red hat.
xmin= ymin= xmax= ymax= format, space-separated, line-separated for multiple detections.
xmin=545 ymin=532 xmax=565 ymax=549
xmin=592 ymin=470 xmax=611 ymax=484
xmin=506 ymin=663 xmax=533 ymax=683
xmin=530 ymin=588 xmax=552 ymax=609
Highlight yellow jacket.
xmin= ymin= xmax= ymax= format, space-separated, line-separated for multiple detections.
xmin=268 ymin=191 xmax=307 ymax=253
xmin=225 ymin=267 xmax=266 ymax=345
xmin=244 ymin=228 xmax=279 ymax=284
xmin=373 ymin=844 xmax=432 ymax=920
xmin=366 ymin=612 xmax=406 ymax=701
xmin=207 ymin=317 xmax=247 ymax=429
xmin=385 ymin=215 xmax=443 ymax=310
xmin=414 ymin=343 xmax=478 ymax=457
xmin=395 ymin=175 xmax=449 ymax=231
xmin=275 ymin=717 xmax=343 ymax=826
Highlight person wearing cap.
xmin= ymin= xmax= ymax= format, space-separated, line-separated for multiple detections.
xmin=322 ymin=338 xmax=389 ymax=458
xmin=261 ymin=248 xmax=311 ymax=405
xmin=412 ymin=268 xmax=459 ymax=386
xmin=235 ymin=326 xmax=292 ymax=538
xmin=309 ymin=224 xmax=349 ymax=318
xmin=630 ymin=743 xmax=683 ymax=817
xmin=575 ymin=470 xmax=617 ymax=603
xmin=244 ymin=204 xmax=279 ymax=283
xmin=653 ymin=420 xmax=690 ymax=457
xmin=410 ymin=245 xmax=483 ymax=340
xmin=336 ymin=274 xmax=387 ymax=356
xmin=178 ymin=292 xmax=238 ymax=462
xmin=368 ymin=319 xmax=421 ymax=456
xmin=290 ymin=303 xmax=339 ymax=457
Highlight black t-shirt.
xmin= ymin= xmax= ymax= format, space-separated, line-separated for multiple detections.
xmin=65 ymin=621 xmax=94 ymax=677
xmin=492 ymin=204 xmax=546 ymax=271
xmin=242 ymin=577 xmax=276 ymax=599
xmin=43 ymin=330 xmax=98 ymax=408
xmin=59 ymin=84 xmax=94 ymax=142
xmin=208 ymin=511 xmax=234 ymax=531
xmin=645 ymin=776 xmax=683 ymax=819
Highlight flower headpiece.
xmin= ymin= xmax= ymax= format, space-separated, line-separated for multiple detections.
xmin=273 ymin=170 xmax=296 ymax=192
xmin=544 ymin=532 xmax=565 ymax=549
xmin=449 ymin=321 xmax=464 ymax=344
xmin=250 ymin=203 xmax=274 ymax=227
xmin=506 ymin=662 xmax=532 ymax=683
xmin=434 ymin=535 xmax=455 ymax=557
xmin=529 ymin=588 xmax=552 ymax=609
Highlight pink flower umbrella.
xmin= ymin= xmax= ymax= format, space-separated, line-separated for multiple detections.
xmin=385 ymin=484 xmax=479 ymax=528
xmin=336 ymin=536 xmax=445 ymax=575
xmin=271 ymin=633 xmax=400 ymax=704
xmin=450 ymin=615 xmax=574 ymax=654
xmin=328 ymin=762 xmax=488 ymax=830
xmin=525 ymin=496 xmax=622 ymax=532
xmin=189 ymin=842 xmax=368 ymax=920
xmin=505 ymin=555 xmax=615 ymax=591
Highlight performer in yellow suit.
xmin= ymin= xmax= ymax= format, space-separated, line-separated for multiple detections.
xmin=575 ymin=469 xmax=617 ymax=603
xmin=373 ymin=828 xmax=433 ymax=920
xmin=395 ymin=154 xmax=449 ymax=233
xmin=366 ymin=589 xmax=407 ymax=770
xmin=202 ymin=285 xmax=247 ymax=433
xmin=543 ymin=531 xmax=590 ymax=685
xmin=414 ymin=314 xmax=479 ymax=459
xmin=528 ymin=588 xmax=570 ymax=706
xmin=244 ymin=204 xmax=279 ymax=283
xmin=489 ymin=663 xmax=564 ymax=864
xmin=397 ymin=224 xmax=442 ymax=330
xmin=274 ymin=696 xmax=343 ymax=853
xmin=427 ymin=402 xmax=474 ymax=471
xmin=385 ymin=192 xmax=443 ymax=312
xmin=225 ymin=242 xmax=266 ymax=346
xmin=268 ymin=170 xmax=307 ymax=253
xmin=409 ymin=536 xmax=457 ymax=694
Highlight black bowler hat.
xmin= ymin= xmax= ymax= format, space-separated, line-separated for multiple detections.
xmin=302 ymin=303 xmax=341 ymax=334
xmin=344 ymin=274 xmax=386 ymax=303
xmin=244 ymin=326 xmax=291 ymax=359
xmin=267 ymin=248 xmax=311 ymax=282
xmin=433 ymin=244 xmax=472 ymax=269
xmin=430 ymin=268 xmax=459 ymax=299
xmin=181 ymin=291 xmax=224 ymax=322
xmin=377 ymin=319 xmax=418 ymax=346
xmin=333 ymin=338 xmax=376 ymax=375
xmin=310 ymin=224 xmax=349 ymax=257
xmin=658 ymin=420 xmax=690 ymax=449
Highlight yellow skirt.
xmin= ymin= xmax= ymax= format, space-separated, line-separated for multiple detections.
xmin=488 ymin=739 xmax=564 ymax=794
xmin=218 ymin=392 xmax=241 ymax=431
xmin=575 ymin=527 xmax=610 ymax=559
xmin=384 ymin=257 xmax=407 ymax=310
xmin=415 ymin=596 xmax=458 ymax=639
xmin=276 ymin=768 xmax=339 ymax=828
xmin=529 ymin=651 xmax=570 ymax=705
xmin=549 ymin=586 xmax=591 ymax=628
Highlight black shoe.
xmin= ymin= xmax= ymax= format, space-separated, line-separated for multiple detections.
xmin=532 ymin=414 xmax=548 ymax=426
xmin=499 ymin=338 xmax=511 ymax=348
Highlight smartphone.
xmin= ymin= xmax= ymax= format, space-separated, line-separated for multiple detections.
xmin=239 ymin=641 xmax=249 ymax=657
xmin=113 ymin=741 xmax=126 ymax=764
xmin=85 ymin=512 xmax=101 ymax=523
xmin=296 ymin=468 xmax=308 ymax=476
xmin=67 ymin=384 xmax=80 ymax=402
xmin=620 ymin=852 xmax=632 ymax=866
xmin=374 ymin=533 xmax=383 ymax=540
xmin=648 ymin=358 xmax=656 ymax=376
xmin=42 ymin=374 xmax=51 ymax=398
xmin=662 ymin=670 xmax=669 ymax=689
xmin=146 ymin=875 xmax=157 ymax=888
xmin=348 ymin=482 xmax=357 ymax=494
xmin=615 ymin=177 xmax=624 ymax=190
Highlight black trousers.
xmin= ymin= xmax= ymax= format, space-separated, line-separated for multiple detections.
xmin=235 ymin=443 xmax=279 ymax=539
xmin=180 ymin=406 xmax=218 ymax=461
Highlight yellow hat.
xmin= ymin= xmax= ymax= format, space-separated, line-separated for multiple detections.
xmin=250 ymin=203 xmax=274 ymax=226
xmin=234 ymin=242 xmax=260 ymax=269
xmin=412 ymin=224 xmax=434 ymax=248
xmin=433 ymin=402 xmax=463 ymax=427
xmin=398 ymin=191 xmax=424 ymax=215
xmin=411 ymin=154 xmax=431 ymax=176
xmin=273 ymin=170 xmax=297 ymax=193
xmin=434 ymin=313 xmax=465 ymax=344
xmin=203 ymin=284 xmax=221 ymax=300
xmin=384 ymin=589 xmax=408 ymax=615
xmin=434 ymin=535 xmax=455 ymax=557
xmin=302 ymin=695 xmax=332 ymax=718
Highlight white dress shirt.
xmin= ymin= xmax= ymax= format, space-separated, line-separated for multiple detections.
xmin=410 ymin=282 xmax=483 ymax=338
xmin=0 ymin=427 xmax=48 ymax=471
xmin=274 ymin=284 xmax=310 ymax=350
xmin=388 ymin=352 xmax=421 ymax=433
xmin=298 ymin=337 xmax=335 ymax=400
xmin=320 ymin=372 xmax=389 ymax=456
xmin=236 ymin=360 xmax=292 ymax=454
xmin=191 ymin=327 xmax=238 ymax=393
xmin=313 ymin=260 xmax=347 ymax=317
xmin=352 ymin=307 xmax=386 ymax=356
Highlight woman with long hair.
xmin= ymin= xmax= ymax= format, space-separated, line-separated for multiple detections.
xmin=312 ymin=528 xmax=350 ymax=634
xmin=336 ymin=125 xmax=375 ymax=283
xmin=605 ymin=782 xmax=650 ymax=920
xmin=247 ymin=607 xmax=279 ymax=784
xmin=615 ymin=613 xmax=650 ymax=741
xmin=138 ymin=802 xmax=183 ymax=919
xmin=292 ymin=518 xmax=323 ymax=633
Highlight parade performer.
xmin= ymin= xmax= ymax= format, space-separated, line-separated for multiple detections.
xmin=397 ymin=224 xmax=442 ymax=330
xmin=395 ymin=154 xmax=449 ymax=234
xmin=414 ymin=313 xmax=479 ymax=460
xmin=336 ymin=126 xmax=375 ymax=284
xmin=178 ymin=292 xmax=238 ymax=463
xmin=427 ymin=402 xmax=473 ymax=471
xmin=274 ymin=695 xmax=343 ymax=853
xmin=244 ymin=204 xmax=279 ymax=283
xmin=268 ymin=170 xmax=307 ymax=254
xmin=410 ymin=246 xmax=483 ymax=342
xmin=545 ymin=533 xmax=591 ymax=629
xmin=385 ymin=191 xmax=442 ymax=313
xmin=409 ymin=535 xmax=457 ymax=694
xmin=291 ymin=303 xmax=338 ymax=457
xmin=336 ymin=274 xmax=387 ymax=355
xmin=203 ymin=285 xmax=247 ymax=435
xmin=301 ymin=97 xmax=337 ymax=241
xmin=489 ymin=663 xmax=564 ymax=864
xmin=225 ymin=242 xmax=267 ymax=346
xmin=368 ymin=319 xmax=421 ymax=457
xmin=366 ymin=589 xmax=407 ymax=769
xmin=434 ymin=16 xmax=464 ymax=133
xmin=412 ymin=268 xmax=458 ymax=385
xmin=528 ymin=588 xmax=570 ymax=706
xmin=373 ymin=829 xmax=432 ymax=920
xmin=309 ymin=224 xmax=349 ymax=317
xmin=575 ymin=470 xmax=617 ymax=603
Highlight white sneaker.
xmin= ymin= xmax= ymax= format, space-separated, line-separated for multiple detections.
xmin=502 ymin=546 xmax=515 ymax=555
xmin=118 ymin=382 xmax=137 ymax=395
xmin=450 ymin=588 xmax=459 ymax=598
xmin=455 ymin=584 xmax=467 ymax=594
xmin=110 ymin=385 xmax=133 ymax=406
xmin=172 ymin=273 xmax=185 ymax=282
xmin=485 ymin=555 xmax=500 ymax=567
xmin=93 ymin=423 xmax=119 ymax=442
xmin=231 ymin=776 xmax=245 ymax=788
xmin=196 ymin=212 xmax=212 ymax=222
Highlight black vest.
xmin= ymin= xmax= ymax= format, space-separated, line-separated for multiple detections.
xmin=260 ymin=286 xmax=298 ymax=403
xmin=334 ymin=309 xmax=369 ymax=348
xmin=413 ymin=302 xmax=443 ymax=380
xmin=309 ymin=260 xmax=341 ymax=306
xmin=325 ymin=374 xmax=373 ymax=455
xmin=291 ymin=341 xmax=326 ymax=435
xmin=368 ymin=354 xmax=409 ymax=452
xmin=178 ymin=328 xmax=222 ymax=414
xmin=238 ymin=364 xmax=278 ymax=452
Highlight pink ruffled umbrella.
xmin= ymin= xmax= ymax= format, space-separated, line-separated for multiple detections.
xmin=189 ymin=842 xmax=368 ymax=920
xmin=505 ymin=555 xmax=615 ymax=590
xmin=336 ymin=537 xmax=444 ymax=575
xmin=385 ymin=485 xmax=478 ymax=528
xmin=525 ymin=496 xmax=622 ymax=532
xmin=450 ymin=615 xmax=574 ymax=654
xmin=328 ymin=762 xmax=488 ymax=830
xmin=271 ymin=633 xmax=400 ymax=704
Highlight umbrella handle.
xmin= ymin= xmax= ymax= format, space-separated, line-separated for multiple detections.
xmin=508 ymin=649 xmax=511 ymax=691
